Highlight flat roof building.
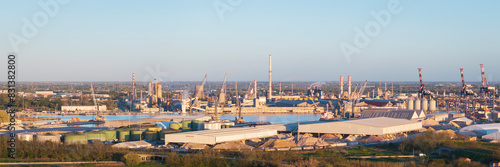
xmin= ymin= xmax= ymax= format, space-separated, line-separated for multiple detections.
xmin=297 ymin=117 xmax=423 ymax=135
xmin=164 ymin=127 xmax=277 ymax=145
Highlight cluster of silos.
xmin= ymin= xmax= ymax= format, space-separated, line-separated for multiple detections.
xmin=407 ymin=99 xmax=437 ymax=112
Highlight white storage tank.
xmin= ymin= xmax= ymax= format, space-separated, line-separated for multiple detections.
xmin=36 ymin=133 xmax=61 ymax=143
xmin=429 ymin=99 xmax=437 ymax=111
xmin=407 ymin=99 xmax=414 ymax=110
xmin=414 ymin=99 xmax=421 ymax=110
xmin=421 ymin=99 xmax=428 ymax=112
xmin=17 ymin=133 xmax=34 ymax=142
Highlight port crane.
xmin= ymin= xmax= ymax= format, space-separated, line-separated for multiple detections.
xmin=460 ymin=68 xmax=476 ymax=97
xmin=479 ymin=64 xmax=496 ymax=98
xmin=348 ymin=80 xmax=368 ymax=118
xmin=234 ymin=82 xmax=245 ymax=123
xmin=189 ymin=74 xmax=207 ymax=113
xmin=90 ymin=82 xmax=104 ymax=122
xmin=418 ymin=68 xmax=434 ymax=99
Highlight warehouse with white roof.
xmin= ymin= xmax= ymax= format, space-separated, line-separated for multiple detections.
xmin=298 ymin=117 xmax=423 ymax=135
xmin=164 ymin=127 xmax=277 ymax=145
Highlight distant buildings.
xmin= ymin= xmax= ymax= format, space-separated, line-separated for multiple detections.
xmin=61 ymin=105 xmax=107 ymax=112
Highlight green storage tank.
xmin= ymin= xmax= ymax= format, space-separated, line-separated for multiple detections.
xmin=85 ymin=131 xmax=106 ymax=141
xmin=144 ymin=131 xmax=158 ymax=141
xmin=192 ymin=120 xmax=202 ymax=131
xmin=181 ymin=120 xmax=192 ymax=129
xmin=159 ymin=129 xmax=181 ymax=140
xmin=117 ymin=130 xmax=130 ymax=141
xmin=130 ymin=130 xmax=143 ymax=141
xmin=64 ymin=133 xmax=87 ymax=145
xmin=147 ymin=126 xmax=162 ymax=132
xmin=170 ymin=123 xmax=182 ymax=130
xmin=101 ymin=130 xmax=117 ymax=141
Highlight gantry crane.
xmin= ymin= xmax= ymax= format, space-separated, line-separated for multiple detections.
xmin=479 ymin=64 xmax=496 ymax=98
xmin=418 ymin=68 xmax=434 ymax=99
xmin=460 ymin=68 xmax=476 ymax=97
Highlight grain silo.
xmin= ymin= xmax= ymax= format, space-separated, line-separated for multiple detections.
xmin=429 ymin=99 xmax=437 ymax=111
xmin=414 ymin=99 xmax=421 ymax=110
xmin=421 ymin=99 xmax=428 ymax=112
xmin=407 ymin=99 xmax=414 ymax=110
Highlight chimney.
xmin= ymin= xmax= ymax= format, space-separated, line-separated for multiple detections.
xmin=348 ymin=75 xmax=352 ymax=96
xmin=254 ymin=80 xmax=257 ymax=99
xmin=340 ymin=76 xmax=344 ymax=98
xmin=268 ymin=54 xmax=272 ymax=100
xmin=132 ymin=73 xmax=136 ymax=100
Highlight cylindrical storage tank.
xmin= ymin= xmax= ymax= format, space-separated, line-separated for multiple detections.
xmin=101 ymin=130 xmax=117 ymax=141
xmin=181 ymin=120 xmax=192 ymax=129
xmin=85 ymin=131 xmax=106 ymax=141
xmin=170 ymin=123 xmax=182 ymax=130
xmin=144 ymin=131 xmax=158 ymax=141
xmin=421 ymin=100 xmax=428 ymax=112
xmin=414 ymin=99 xmax=421 ymax=110
xmin=36 ymin=134 xmax=60 ymax=143
xmin=147 ymin=126 xmax=162 ymax=132
xmin=64 ymin=133 xmax=87 ymax=145
xmin=159 ymin=129 xmax=181 ymax=140
xmin=130 ymin=130 xmax=143 ymax=141
xmin=192 ymin=120 xmax=202 ymax=131
xmin=429 ymin=99 xmax=437 ymax=111
xmin=407 ymin=99 xmax=414 ymax=110
xmin=117 ymin=129 xmax=130 ymax=141
xmin=17 ymin=133 xmax=34 ymax=142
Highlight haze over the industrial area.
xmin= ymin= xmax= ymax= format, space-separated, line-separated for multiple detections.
xmin=0 ymin=1 xmax=499 ymax=82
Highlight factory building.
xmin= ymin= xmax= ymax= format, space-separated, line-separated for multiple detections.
xmin=164 ymin=127 xmax=277 ymax=145
xmin=360 ymin=109 xmax=426 ymax=120
xmin=297 ymin=117 xmax=423 ymax=136
xmin=61 ymin=105 xmax=107 ymax=112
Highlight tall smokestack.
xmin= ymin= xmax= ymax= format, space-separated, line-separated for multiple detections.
xmin=279 ymin=82 xmax=282 ymax=98
xmin=268 ymin=54 xmax=272 ymax=100
xmin=348 ymin=75 xmax=352 ymax=96
xmin=340 ymin=76 xmax=344 ymax=98
xmin=254 ymin=80 xmax=257 ymax=99
xmin=132 ymin=73 xmax=136 ymax=101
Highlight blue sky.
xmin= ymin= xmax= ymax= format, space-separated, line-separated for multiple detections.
xmin=0 ymin=0 xmax=499 ymax=82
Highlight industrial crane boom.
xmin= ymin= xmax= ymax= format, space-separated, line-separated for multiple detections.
xmin=355 ymin=80 xmax=368 ymax=105
xmin=190 ymin=74 xmax=207 ymax=113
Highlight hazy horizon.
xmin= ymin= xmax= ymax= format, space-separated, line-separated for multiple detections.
xmin=1 ymin=1 xmax=499 ymax=82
